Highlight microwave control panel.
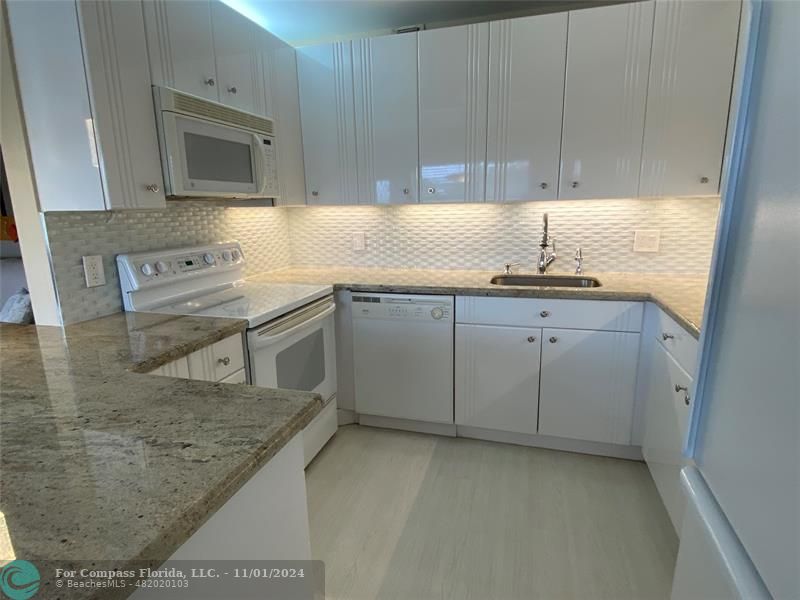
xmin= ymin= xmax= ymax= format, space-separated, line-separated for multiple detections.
xmin=261 ymin=136 xmax=279 ymax=197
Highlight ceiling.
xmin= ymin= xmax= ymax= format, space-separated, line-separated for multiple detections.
xmin=223 ymin=0 xmax=623 ymax=46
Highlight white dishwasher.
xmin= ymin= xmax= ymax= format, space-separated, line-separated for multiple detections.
xmin=353 ymin=293 xmax=454 ymax=424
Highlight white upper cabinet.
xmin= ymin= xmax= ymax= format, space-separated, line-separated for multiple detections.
xmin=538 ymin=328 xmax=640 ymax=445
xmin=297 ymin=42 xmax=358 ymax=204
xmin=559 ymin=1 xmax=655 ymax=199
xmin=142 ymin=0 xmax=218 ymax=101
xmin=211 ymin=2 xmax=263 ymax=114
xmin=8 ymin=0 xmax=165 ymax=211
xmin=353 ymin=33 xmax=419 ymax=204
xmin=639 ymin=0 xmax=741 ymax=197
xmin=262 ymin=34 xmax=307 ymax=205
xmin=486 ymin=13 xmax=567 ymax=202
xmin=418 ymin=23 xmax=489 ymax=203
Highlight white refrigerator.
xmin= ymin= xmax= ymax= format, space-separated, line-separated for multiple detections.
xmin=672 ymin=1 xmax=799 ymax=599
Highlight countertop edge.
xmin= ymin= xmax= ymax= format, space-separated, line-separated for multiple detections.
xmin=328 ymin=282 xmax=702 ymax=339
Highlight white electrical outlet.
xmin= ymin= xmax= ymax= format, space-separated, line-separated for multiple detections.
xmin=82 ymin=255 xmax=106 ymax=287
xmin=633 ymin=230 xmax=661 ymax=253
xmin=352 ymin=232 xmax=366 ymax=252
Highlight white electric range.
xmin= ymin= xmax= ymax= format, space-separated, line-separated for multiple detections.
xmin=117 ymin=242 xmax=338 ymax=466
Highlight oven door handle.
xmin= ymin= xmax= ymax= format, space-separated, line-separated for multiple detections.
xmin=251 ymin=303 xmax=336 ymax=348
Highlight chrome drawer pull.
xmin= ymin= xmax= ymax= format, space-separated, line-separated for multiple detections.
xmin=662 ymin=332 xmax=675 ymax=341
xmin=540 ymin=310 xmax=550 ymax=318
xmin=675 ymin=384 xmax=690 ymax=406
xmin=218 ymin=356 xmax=231 ymax=366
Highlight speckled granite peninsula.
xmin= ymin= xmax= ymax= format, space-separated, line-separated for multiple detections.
xmin=0 ymin=312 xmax=321 ymax=598
xmin=249 ymin=268 xmax=709 ymax=338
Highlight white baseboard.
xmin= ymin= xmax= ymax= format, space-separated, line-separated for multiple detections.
xmin=456 ymin=425 xmax=643 ymax=460
xmin=337 ymin=408 xmax=357 ymax=425
xmin=358 ymin=414 xmax=457 ymax=437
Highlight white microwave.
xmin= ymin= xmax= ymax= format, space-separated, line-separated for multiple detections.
xmin=153 ymin=86 xmax=279 ymax=199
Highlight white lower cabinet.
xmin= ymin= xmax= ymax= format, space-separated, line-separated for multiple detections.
xmin=147 ymin=334 xmax=245 ymax=383
xmin=455 ymin=324 xmax=541 ymax=435
xmin=149 ymin=356 xmax=190 ymax=379
xmin=642 ymin=331 xmax=694 ymax=534
xmin=538 ymin=328 xmax=641 ymax=445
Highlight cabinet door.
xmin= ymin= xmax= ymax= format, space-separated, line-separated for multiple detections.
xmin=264 ymin=37 xmax=307 ymax=205
xmin=455 ymin=324 xmax=542 ymax=435
xmin=353 ymin=33 xmax=419 ymax=204
xmin=297 ymin=42 xmax=358 ymax=204
xmin=77 ymin=0 xmax=165 ymax=209
xmin=486 ymin=13 xmax=567 ymax=202
xmin=539 ymin=328 xmax=640 ymax=444
xmin=559 ymin=1 xmax=654 ymax=199
xmin=642 ymin=341 xmax=693 ymax=533
xmin=142 ymin=0 xmax=218 ymax=101
xmin=639 ymin=0 xmax=741 ymax=197
xmin=419 ymin=23 xmax=489 ymax=203
xmin=212 ymin=1 xmax=263 ymax=114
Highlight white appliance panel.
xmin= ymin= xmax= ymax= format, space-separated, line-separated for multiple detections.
xmin=686 ymin=2 xmax=799 ymax=597
xmin=353 ymin=294 xmax=454 ymax=424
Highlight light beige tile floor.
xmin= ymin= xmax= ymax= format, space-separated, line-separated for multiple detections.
xmin=306 ymin=425 xmax=678 ymax=600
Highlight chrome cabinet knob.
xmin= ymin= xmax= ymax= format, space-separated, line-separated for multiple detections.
xmin=662 ymin=332 xmax=675 ymax=341
xmin=540 ymin=310 xmax=550 ymax=318
xmin=311 ymin=190 xmax=319 ymax=197
xmin=145 ymin=183 xmax=160 ymax=193
xmin=571 ymin=181 xmax=579 ymax=188
xmin=204 ymin=77 xmax=215 ymax=86
xmin=427 ymin=187 xmax=436 ymax=194
xmin=227 ymin=86 xmax=237 ymax=94
xmin=549 ymin=336 xmax=558 ymax=343
xmin=527 ymin=336 xmax=537 ymax=343
xmin=403 ymin=188 xmax=410 ymax=195
xmin=675 ymin=384 xmax=691 ymax=406
xmin=539 ymin=182 xmax=548 ymax=190
xmin=700 ymin=176 xmax=709 ymax=184
xmin=218 ymin=356 xmax=231 ymax=366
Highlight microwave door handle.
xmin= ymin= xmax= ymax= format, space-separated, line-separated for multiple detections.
xmin=252 ymin=303 xmax=336 ymax=349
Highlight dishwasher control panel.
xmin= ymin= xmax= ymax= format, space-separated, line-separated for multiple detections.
xmin=352 ymin=294 xmax=454 ymax=322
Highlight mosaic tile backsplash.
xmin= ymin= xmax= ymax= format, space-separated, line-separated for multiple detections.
xmin=44 ymin=196 xmax=719 ymax=324
xmin=286 ymin=197 xmax=720 ymax=273
xmin=44 ymin=204 xmax=291 ymax=323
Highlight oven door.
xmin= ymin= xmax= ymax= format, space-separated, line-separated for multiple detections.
xmin=160 ymin=111 xmax=270 ymax=198
xmin=247 ymin=297 xmax=337 ymax=402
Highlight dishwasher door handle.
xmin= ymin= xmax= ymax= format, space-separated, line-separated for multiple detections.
xmin=251 ymin=304 xmax=336 ymax=348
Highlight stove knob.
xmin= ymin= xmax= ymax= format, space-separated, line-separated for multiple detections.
xmin=232 ymin=249 xmax=240 ymax=260
xmin=431 ymin=307 xmax=444 ymax=320
xmin=140 ymin=263 xmax=154 ymax=276
xmin=222 ymin=250 xmax=233 ymax=262
xmin=203 ymin=253 xmax=215 ymax=265
xmin=155 ymin=261 xmax=168 ymax=274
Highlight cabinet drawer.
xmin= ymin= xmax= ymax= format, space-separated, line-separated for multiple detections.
xmin=219 ymin=368 xmax=246 ymax=384
xmin=149 ymin=356 xmax=190 ymax=378
xmin=654 ymin=309 xmax=698 ymax=376
xmin=187 ymin=334 xmax=245 ymax=382
xmin=456 ymin=296 xmax=643 ymax=332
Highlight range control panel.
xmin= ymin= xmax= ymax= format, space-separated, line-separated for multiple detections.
xmin=117 ymin=243 xmax=245 ymax=291
xmin=352 ymin=294 xmax=454 ymax=322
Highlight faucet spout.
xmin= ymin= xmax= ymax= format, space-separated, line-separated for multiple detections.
xmin=537 ymin=213 xmax=557 ymax=274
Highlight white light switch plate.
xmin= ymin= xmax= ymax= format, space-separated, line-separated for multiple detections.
xmin=82 ymin=255 xmax=106 ymax=287
xmin=633 ymin=230 xmax=661 ymax=253
xmin=352 ymin=232 xmax=366 ymax=252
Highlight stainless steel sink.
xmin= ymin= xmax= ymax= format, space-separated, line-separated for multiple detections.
xmin=490 ymin=274 xmax=602 ymax=288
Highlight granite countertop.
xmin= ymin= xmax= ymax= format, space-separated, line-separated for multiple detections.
xmin=0 ymin=312 xmax=321 ymax=597
xmin=249 ymin=267 xmax=708 ymax=338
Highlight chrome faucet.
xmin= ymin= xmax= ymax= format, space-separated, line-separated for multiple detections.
xmin=537 ymin=213 xmax=557 ymax=274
